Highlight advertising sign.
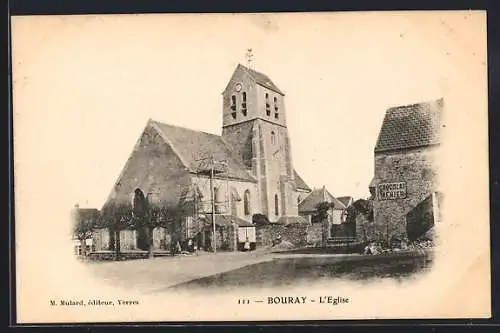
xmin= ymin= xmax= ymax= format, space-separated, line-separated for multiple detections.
xmin=377 ymin=182 xmax=407 ymax=200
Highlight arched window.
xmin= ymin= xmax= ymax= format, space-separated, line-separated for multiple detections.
xmin=244 ymin=190 xmax=251 ymax=216
xmin=265 ymin=93 xmax=271 ymax=116
xmin=214 ymin=186 xmax=222 ymax=213
xmin=274 ymin=97 xmax=279 ymax=119
xmin=242 ymin=92 xmax=247 ymax=116
xmin=214 ymin=186 xmax=220 ymax=203
xmin=271 ymin=131 xmax=276 ymax=145
xmin=274 ymin=194 xmax=279 ymax=216
xmin=231 ymin=198 xmax=238 ymax=215
xmin=230 ymin=95 xmax=237 ymax=119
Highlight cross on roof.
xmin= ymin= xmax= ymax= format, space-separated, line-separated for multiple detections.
xmin=246 ymin=48 xmax=254 ymax=69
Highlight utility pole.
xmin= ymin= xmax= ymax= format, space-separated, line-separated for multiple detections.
xmin=193 ymin=153 xmax=227 ymax=254
xmin=209 ymin=154 xmax=217 ymax=253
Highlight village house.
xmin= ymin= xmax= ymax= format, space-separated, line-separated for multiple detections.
xmin=337 ymin=196 xmax=354 ymax=209
xmin=369 ymin=98 xmax=444 ymax=245
xmin=93 ymin=63 xmax=312 ymax=252
xmin=297 ymin=186 xmax=354 ymax=246
xmin=298 ymin=186 xmax=346 ymax=225
xmin=71 ymin=204 xmax=99 ymax=255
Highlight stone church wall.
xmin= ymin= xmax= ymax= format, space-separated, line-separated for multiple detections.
xmin=222 ymin=67 xmax=259 ymax=128
xmin=108 ymin=124 xmax=193 ymax=208
xmin=255 ymin=84 xmax=287 ymax=127
xmin=221 ymin=121 xmax=254 ymax=168
xmin=258 ymin=120 xmax=298 ymax=221
xmin=190 ymin=176 xmax=259 ymax=221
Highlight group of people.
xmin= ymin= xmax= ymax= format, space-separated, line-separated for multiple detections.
xmin=169 ymin=237 xmax=255 ymax=254
xmin=363 ymin=238 xmax=433 ymax=255
xmin=170 ymin=238 xmax=199 ymax=256
xmin=363 ymin=242 xmax=381 ymax=255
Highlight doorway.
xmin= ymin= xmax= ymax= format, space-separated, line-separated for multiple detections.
xmin=136 ymin=227 xmax=149 ymax=250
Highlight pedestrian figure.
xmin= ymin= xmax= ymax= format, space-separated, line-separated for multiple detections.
xmin=170 ymin=241 xmax=177 ymax=256
xmin=272 ymin=234 xmax=282 ymax=246
xmin=244 ymin=237 xmax=250 ymax=251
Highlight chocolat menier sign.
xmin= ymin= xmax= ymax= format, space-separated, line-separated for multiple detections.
xmin=377 ymin=181 xmax=407 ymax=200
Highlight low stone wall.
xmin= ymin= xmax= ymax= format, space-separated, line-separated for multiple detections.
xmin=120 ymin=230 xmax=137 ymax=250
xmin=355 ymin=214 xmax=376 ymax=243
xmin=306 ymin=222 xmax=323 ymax=246
xmin=256 ymin=223 xmax=309 ymax=248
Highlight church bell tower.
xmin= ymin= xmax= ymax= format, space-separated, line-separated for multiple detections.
xmin=221 ymin=58 xmax=298 ymax=222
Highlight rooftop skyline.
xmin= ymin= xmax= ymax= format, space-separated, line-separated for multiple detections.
xmin=12 ymin=12 xmax=485 ymax=210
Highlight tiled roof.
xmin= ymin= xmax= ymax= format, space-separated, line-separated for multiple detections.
xmin=74 ymin=208 xmax=100 ymax=220
xmin=374 ymin=98 xmax=443 ymax=153
xmin=151 ymin=120 xmax=257 ymax=182
xmin=153 ymin=121 xmax=309 ymax=191
xmin=294 ymin=170 xmax=311 ymax=191
xmin=239 ymin=64 xmax=285 ymax=95
xmin=298 ymin=186 xmax=346 ymax=213
xmin=337 ymin=196 xmax=353 ymax=207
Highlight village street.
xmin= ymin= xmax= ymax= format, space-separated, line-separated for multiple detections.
xmin=85 ymin=249 xmax=278 ymax=294
xmin=84 ymin=249 xmax=430 ymax=294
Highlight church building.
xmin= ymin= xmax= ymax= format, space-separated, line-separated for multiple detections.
xmin=94 ymin=64 xmax=312 ymax=252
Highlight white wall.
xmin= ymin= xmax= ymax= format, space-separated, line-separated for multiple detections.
xmin=191 ymin=176 xmax=259 ymax=221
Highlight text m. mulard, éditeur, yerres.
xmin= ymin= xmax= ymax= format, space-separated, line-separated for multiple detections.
xmin=50 ymin=299 xmax=139 ymax=307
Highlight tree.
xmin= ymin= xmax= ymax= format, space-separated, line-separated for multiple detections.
xmin=252 ymin=213 xmax=270 ymax=226
xmin=314 ymin=201 xmax=334 ymax=222
xmin=132 ymin=189 xmax=152 ymax=257
xmin=133 ymin=189 xmax=180 ymax=259
xmin=72 ymin=208 xmax=99 ymax=257
xmin=349 ymin=199 xmax=375 ymax=243
xmin=100 ymin=202 xmax=135 ymax=260
xmin=151 ymin=202 xmax=181 ymax=254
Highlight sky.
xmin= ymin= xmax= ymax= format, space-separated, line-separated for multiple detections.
xmin=12 ymin=11 xmax=486 ymax=210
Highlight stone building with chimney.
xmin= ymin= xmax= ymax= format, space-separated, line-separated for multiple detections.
xmin=369 ymin=98 xmax=444 ymax=245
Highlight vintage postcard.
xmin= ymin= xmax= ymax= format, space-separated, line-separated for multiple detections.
xmin=12 ymin=11 xmax=490 ymax=323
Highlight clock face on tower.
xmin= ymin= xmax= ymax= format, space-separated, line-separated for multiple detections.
xmin=234 ymin=83 xmax=242 ymax=92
